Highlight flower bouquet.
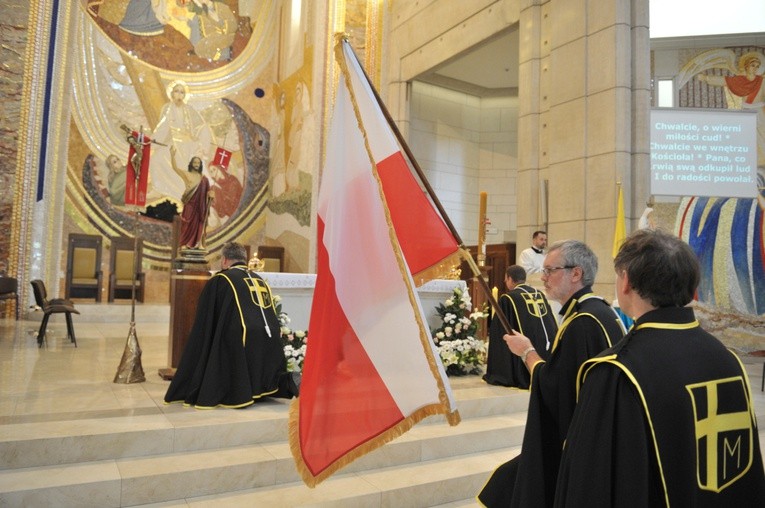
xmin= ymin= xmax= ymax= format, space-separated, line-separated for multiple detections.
xmin=274 ymin=295 xmax=307 ymax=373
xmin=431 ymin=286 xmax=488 ymax=376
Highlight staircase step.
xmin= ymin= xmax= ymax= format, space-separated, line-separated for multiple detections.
xmin=0 ymin=412 xmax=526 ymax=506
xmin=432 ymin=500 xmax=481 ymax=507
xmin=1 ymin=385 xmax=528 ymax=470
xmin=153 ymin=447 xmax=520 ymax=508
xmin=2 ymin=371 xmax=762 ymax=508
xmin=0 ymin=460 xmax=122 ymax=507
xmin=0 ymin=380 xmax=530 ymax=507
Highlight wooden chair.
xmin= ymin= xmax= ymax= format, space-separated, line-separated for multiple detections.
xmin=0 ymin=277 xmax=19 ymax=320
xmin=65 ymin=233 xmax=103 ymax=302
xmin=257 ymin=246 xmax=285 ymax=272
xmin=30 ymin=279 xmax=79 ymax=347
xmin=108 ymin=236 xmax=145 ymax=302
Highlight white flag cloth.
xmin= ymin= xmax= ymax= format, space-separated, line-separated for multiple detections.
xmin=289 ymin=38 xmax=460 ymax=487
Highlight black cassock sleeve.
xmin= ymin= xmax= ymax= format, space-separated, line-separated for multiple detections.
xmin=554 ymin=364 xmax=662 ymax=508
xmin=507 ymin=315 xmax=615 ymax=508
xmin=483 ymin=294 xmax=528 ymax=388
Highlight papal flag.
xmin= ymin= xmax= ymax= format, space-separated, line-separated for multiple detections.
xmin=612 ymin=185 xmax=626 ymax=258
xmin=289 ymin=36 xmax=465 ymax=487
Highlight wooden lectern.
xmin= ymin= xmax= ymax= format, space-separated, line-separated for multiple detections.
xmin=158 ymin=268 xmax=210 ymax=379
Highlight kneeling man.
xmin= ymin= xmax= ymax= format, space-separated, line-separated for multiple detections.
xmin=165 ymin=242 xmax=298 ymax=408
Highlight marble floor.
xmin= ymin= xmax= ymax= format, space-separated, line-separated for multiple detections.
xmin=2 ymin=306 xmax=763 ymax=422
xmin=0 ymin=311 xmax=178 ymax=425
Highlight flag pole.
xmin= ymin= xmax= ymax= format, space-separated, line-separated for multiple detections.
xmin=340 ymin=38 xmax=514 ymax=335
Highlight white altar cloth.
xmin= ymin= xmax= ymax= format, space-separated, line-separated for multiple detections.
xmin=260 ymin=273 xmax=467 ymax=332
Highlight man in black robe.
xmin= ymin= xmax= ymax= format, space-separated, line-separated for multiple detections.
xmin=478 ymin=240 xmax=626 ymax=508
xmin=554 ymin=229 xmax=765 ymax=506
xmin=483 ymin=265 xmax=557 ymax=388
xmin=164 ymin=242 xmax=298 ymax=408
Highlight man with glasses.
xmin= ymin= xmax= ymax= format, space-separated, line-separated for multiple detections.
xmin=554 ymin=229 xmax=764 ymax=505
xmin=479 ymin=240 xmax=626 ymax=508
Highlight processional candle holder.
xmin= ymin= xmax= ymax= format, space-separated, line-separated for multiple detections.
xmin=114 ymin=127 xmax=150 ymax=384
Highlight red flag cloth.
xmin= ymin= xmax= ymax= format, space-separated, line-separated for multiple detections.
xmin=289 ymin=39 xmax=461 ymax=488
xmin=124 ymin=131 xmax=151 ymax=206
xmin=212 ymin=146 xmax=233 ymax=169
xmin=341 ymin=56 xmax=462 ymax=284
xmin=377 ymin=151 xmax=463 ymax=284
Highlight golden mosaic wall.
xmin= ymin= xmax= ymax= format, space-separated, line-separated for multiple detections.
xmin=4 ymin=0 xmax=327 ymax=303
xmin=68 ymin=0 xmax=315 ymax=273
xmin=0 ymin=1 xmax=30 ymax=277
xmin=3 ymin=0 xmax=388 ymax=307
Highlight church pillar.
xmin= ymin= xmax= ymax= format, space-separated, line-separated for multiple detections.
xmin=517 ymin=0 xmax=650 ymax=297
xmin=0 ymin=2 xmax=31 ymax=285
xmin=11 ymin=1 xmax=78 ymax=308
xmin=630 ymin=2 xmax=652 ymax=232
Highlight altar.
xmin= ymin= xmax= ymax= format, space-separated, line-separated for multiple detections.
xmin=163 ymin=271 xmax=469 ymax=375
xmin=260 ymin=273 xmax=468 ymax=332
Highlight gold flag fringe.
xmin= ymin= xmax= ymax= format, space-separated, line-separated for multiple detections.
xmin=288 ymin=35 xmax=462 ymax=488
xmin=288 ymin=397 xmax=460 ymax=488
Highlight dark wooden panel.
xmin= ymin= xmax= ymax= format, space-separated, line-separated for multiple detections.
xmin=458 ymin=243 xmax=516 ymax=338
xmin=460 ymin=243 xmax=516 ymax=292
xmin=167 ymin=270 xmax=210 ymax=368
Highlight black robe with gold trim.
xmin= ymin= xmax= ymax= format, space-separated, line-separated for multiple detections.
xmin=164 ymin=263 xmax=296 ymax=408
xmin=555 ymin=307 xmax=765 ymax=507
xmin=478 ymin=286 xmax=626 ymax=508
xmin=483 ymin=284 xmax=557 ymax=388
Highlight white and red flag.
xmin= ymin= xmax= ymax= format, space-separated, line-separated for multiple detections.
xmin=289 ymin=37 xmax=465 ymax=487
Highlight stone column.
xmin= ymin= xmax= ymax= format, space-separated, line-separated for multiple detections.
xmin=516 ymin=0 xmax=650 ymax=297
xmin=10 ymin=1 xmax=78 ymax=308
xmin=0 ymin=1 xmax=31 ymax=285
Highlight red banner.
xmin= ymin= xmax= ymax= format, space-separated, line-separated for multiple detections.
xmin=212 ymin=146 xmax=233 ymax=169
xmin=125 ymin=131 xmax=151 ymax=206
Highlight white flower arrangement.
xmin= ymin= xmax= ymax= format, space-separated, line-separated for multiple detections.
xmin=274 ymin=286 xmax=488 ymax=376
xmin=275 ymin=295 xmax=307 ymax=373
xmin=284 ymin=342 xmax=306 ymax=373
xmin=431 ymin=286 xmax=488 ymax=376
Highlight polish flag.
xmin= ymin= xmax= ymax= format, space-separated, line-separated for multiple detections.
xmin=289 ymin=38 xmax=463 ymax=487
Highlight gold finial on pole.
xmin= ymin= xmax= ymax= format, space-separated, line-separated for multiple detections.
xmin=248 ymin=253 xmax=266 ymax=272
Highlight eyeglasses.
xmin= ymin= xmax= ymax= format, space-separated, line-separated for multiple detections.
xmin=541 ymin=265 xmax=576 ymax=276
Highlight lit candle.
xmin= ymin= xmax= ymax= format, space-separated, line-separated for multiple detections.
xmin=478 ymin=191 xmax=487 ymax=265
